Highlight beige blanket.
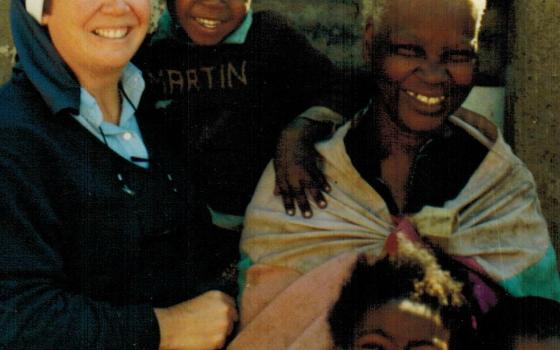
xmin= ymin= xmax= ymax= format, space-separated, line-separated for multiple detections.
xmin=230 ymin=109 xmax=559 ymax=349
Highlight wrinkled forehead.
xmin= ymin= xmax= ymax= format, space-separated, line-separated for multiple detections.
xmin=390 ymin=0 xmax=474 ymax=31
xmin=378 ymin=0 xmax=477 ymax=37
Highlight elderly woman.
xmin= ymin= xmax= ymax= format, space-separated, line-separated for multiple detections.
xmin=232 ymin=0 xmax=560 ymax=348
xmin=0 ymin=1 xmax=237 ymax=349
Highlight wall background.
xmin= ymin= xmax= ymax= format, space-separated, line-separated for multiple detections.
xmin=0 ymin=1 xmax=14 ymax=84
xmin=508 ymin=1 xmax=560 ymax=258
xmin=0 ymin=0 xmax=558 ymax=258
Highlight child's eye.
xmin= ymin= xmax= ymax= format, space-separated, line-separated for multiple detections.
xmin=390 ymin=44 xmax=424 ymax=58
xmin=355 ymin=335 xmax=390 ymax=350
xmin=359 ymin=344 xmax=385 ymax=350
xmin=442 ymin=50 xmax=476 ymax=63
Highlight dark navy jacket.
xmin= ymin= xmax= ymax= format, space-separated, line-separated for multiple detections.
xmin=0 ymin=1 xmax=229 ymax=348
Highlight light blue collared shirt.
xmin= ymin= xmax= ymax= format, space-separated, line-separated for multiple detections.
xmin=223 ymin=9 xmax=253 ymax=44
xmin=73 ymin=63 xmax=149 ymax=169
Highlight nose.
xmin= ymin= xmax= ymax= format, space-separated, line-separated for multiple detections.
xmin=100 ymin=0 xmax=131 ymax=15
xmin=417 ymin=60 xmax=449 ymax=85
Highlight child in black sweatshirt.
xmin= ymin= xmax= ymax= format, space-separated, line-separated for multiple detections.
xmin=136 ymin=0 xmax=343 ymax=292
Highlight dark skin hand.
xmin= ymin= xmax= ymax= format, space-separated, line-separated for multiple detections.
xmin=274 ymin=117 xmax=335 ymax=218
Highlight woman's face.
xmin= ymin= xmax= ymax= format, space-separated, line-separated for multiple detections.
xmin=42 ymin=0 xmax=150 ymax=76
xmin=174 ymin=0 xmax=249 ymax=46
xmin=352 ymin=299 xmax=450 ymax=350
xmin=366 ymin=0 xmax=477 ymax=134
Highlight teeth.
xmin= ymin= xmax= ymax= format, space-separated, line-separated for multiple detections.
xmin=94 ymin=28 xmax=128 ymax=39
xmin=406 ymin=90 xmax=445 ymax=106
xmin=195 ymin=17 xmax=221 ymax=29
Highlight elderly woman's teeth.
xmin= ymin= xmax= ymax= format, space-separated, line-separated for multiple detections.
xmin=94 ymin=28 xmax=128 ymax=39
xmin=406 ymin=90 xmax=445 ymax=106
xmin=195 ymin=18 xmax=221 ymax=29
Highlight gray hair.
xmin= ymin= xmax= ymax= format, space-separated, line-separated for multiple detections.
xmin=360 ymin=0 xmax=487 ymax=49
xmin=360 ymin=0 xmax=389 ymax=28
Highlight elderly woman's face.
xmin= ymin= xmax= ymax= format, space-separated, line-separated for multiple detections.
xmin=366 ymin=0 xmax=477 ymax=134
xmin=42 ymin=0 xmax=150 ymax=75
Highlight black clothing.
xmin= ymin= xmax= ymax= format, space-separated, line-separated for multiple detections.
xmin=0 ymin=1 xmax=227 ymax=349
xmin=345 ymin=104 xmax=489 ymax=215
xmin=136 ymin=11 xmax=340 ymax=216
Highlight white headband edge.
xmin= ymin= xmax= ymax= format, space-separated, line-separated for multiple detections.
xmin=25 ymin=0 xmax=44 ymax=23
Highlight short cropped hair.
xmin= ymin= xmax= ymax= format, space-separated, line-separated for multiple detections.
xmin=360 ymin=0 xmax=487 ymax=49
xmin=328 ymin=237 xmax=472 ymax=349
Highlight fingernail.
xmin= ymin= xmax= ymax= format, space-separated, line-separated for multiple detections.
xmin=303 ymin=211 xmax=312 ymax=218
xmin=319 ymin=200 xmax=327 ymax=208
xmin=324 ymin=185 xmax=331 ymax=192
xmin=287 ymin=209 xmax=295 ymax=216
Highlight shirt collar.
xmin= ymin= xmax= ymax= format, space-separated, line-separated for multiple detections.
xmin=223 ymin=9 xmax=253 ymax=44
xmin=78 ymin=63 xmax=145 ymax=129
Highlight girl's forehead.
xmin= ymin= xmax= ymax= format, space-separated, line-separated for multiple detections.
xmin=356 ymin=300 xmax=450 ymax=349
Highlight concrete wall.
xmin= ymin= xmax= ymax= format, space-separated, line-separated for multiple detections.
xmin=0 ymin=1 xmax=14 ymax=84
xmin=508 ymin=0 xmax=560 ymax=256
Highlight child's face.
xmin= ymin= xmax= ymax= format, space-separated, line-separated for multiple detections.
xmin=366 ymin=0 xmax=477 ymax=134
xmin=514 ymin=338 xmax=560 ymax=350
xmin=174 ymin=0 xmax=248 ymax=46
xmin=351 ymin=299 xmax=450 ymax=350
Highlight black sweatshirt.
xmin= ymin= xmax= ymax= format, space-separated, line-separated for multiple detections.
xmin=136 ymin=11 xmax=341 ymax=216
